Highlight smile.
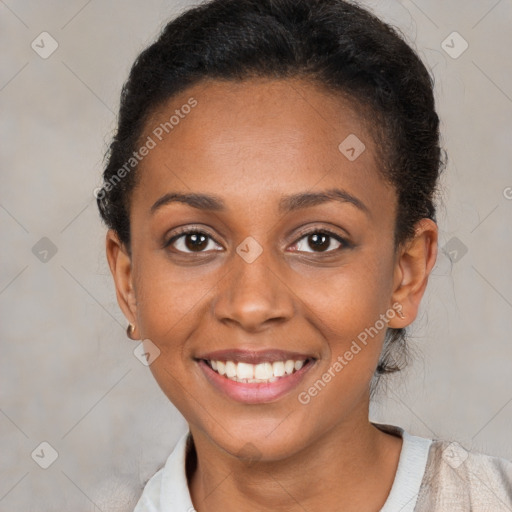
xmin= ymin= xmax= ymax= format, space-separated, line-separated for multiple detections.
xmin=195 ymin=349 xmax=317 ymax=404
xmin=205 ymin=358 xmax=309 ymax=383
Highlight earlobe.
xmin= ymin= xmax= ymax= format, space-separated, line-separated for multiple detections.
xmin=105 ymin=230 xmax=137 ymax=326
xmin=389 ymin=218 xmax=438 ymax=327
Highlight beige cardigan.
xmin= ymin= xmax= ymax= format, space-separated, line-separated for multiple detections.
xmin=415 ymin=437 xmax=512 ymax=510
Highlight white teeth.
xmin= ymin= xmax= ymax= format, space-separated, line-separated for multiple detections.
xmin=255 ymin=362 xmax=273 ymax=379
xmin=225 ymin=361 xmax=237 ymax=378
xmin=284 ymin=360 xmax=295 ymax=375
xmin=207 ymin=358 xmax=309 ymax=382
xmin=273 ymin=361 xmax=285 ymax=377
xmin=237 ymin=362 xmax=254 ymax=379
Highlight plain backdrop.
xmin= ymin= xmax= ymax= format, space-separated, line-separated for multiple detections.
xmin=1 ymin=0 xmax=511 ymax=510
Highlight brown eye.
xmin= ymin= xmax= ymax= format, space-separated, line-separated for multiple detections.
xmin=183 ymin=232 xmax=208 ymax=251
xmin=292 ymin=231 xmax=346 ymax=253
xmin=309 ymin=233 xmax=331 ymax=252
xmin=166 ymin=230 xmax=222 ymax=253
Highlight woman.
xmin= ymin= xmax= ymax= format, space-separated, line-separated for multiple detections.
xmin=96 ymin=0 xmax=512 ymax=510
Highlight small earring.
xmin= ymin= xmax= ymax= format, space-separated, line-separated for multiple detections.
xmin=127 ymin=323 xmax=136 ymax=339
xmin=397 ymin=309 xmax=405 ymax=319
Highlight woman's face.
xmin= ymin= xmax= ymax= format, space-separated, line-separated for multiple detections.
xmin=109 ymin=78 xmax=429 ymax=460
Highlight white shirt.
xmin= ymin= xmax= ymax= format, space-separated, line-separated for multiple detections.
xmin=134 ymin=423 xmax=512 ymax=511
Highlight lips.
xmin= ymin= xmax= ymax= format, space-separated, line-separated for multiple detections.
xmin=195 ymin=349 xmax=317 ymax=404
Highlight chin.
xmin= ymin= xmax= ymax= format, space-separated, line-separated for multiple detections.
xmin=198 ymin=417 xmax=313 ymax=463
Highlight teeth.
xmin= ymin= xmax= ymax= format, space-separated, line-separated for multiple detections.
xmin=237 ymin=362 xmax=254 ymax=379
xmin=273 ymin=361 xmax=285 ymax=377
xmin=206 ymin=358 xmax=309 ymax=382
xmin=255 ymin=362 xmax=273 ymax=379
xmin=225 ymin=361 xmax=237 ymax=378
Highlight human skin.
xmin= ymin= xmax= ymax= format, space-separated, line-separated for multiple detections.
xmin=106 ymin=78 xmax=438 ymax=511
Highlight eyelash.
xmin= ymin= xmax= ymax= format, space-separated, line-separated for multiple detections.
xmin=164 ymin=226 xmax=351 ymax=255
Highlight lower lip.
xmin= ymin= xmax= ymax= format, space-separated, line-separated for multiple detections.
xmin=197 ymin=359 xmax=315 ymax=404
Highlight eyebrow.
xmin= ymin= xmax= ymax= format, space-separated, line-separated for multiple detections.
xmin=278 ymin=188 xmax=369 ymax=216
xmin=151 ymin=192 xmax=224 ymax=213
xmin=150 ymin=188 xmax=369 ymax=216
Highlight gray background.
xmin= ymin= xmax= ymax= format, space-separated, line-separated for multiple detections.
xmin=1 ymin=0 xmax=511 ymax=510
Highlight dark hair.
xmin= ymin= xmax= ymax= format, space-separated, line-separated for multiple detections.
xmin=97 ymin=0 xmax=445 ymax=388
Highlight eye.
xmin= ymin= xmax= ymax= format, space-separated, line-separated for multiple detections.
xmin=290 ymin=230 xmax=348 ymax=253
xmin=165 ymin=228 xmax=223 ymax=254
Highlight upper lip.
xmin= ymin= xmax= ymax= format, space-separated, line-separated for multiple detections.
xmin=195 ymin=349 xmax=316 ymax=365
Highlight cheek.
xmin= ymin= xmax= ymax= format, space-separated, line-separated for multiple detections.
xmin=132 ymin=254 xmax=215 ymax=342
xmin=130 ymin=257 xmax=215 ymax=416
xmin=290 ymin=257 xmax=395 ymax=423
xmin=299 ymin=250 xmax=395 ymax=365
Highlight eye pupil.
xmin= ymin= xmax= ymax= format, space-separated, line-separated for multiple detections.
xmin=308 ymin=233 xmax=329 ymax=252
xmin=185 ymin=233 xmax=208 ymax=251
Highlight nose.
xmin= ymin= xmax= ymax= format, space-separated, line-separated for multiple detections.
xmin=212 ymin=247 xmax=295 ymax=332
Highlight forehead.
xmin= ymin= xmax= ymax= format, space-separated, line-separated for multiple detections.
xmin=133 ymin=78 xmax=394 ymax=217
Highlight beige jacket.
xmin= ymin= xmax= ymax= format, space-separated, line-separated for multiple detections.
xmin=415 ymin=437 xmax=512 ymax=511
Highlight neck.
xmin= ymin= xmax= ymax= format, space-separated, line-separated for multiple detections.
xmin=187 ymin=406 xmax=402 ymax=512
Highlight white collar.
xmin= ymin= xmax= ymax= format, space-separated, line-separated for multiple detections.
xmin=135 ymin=424 xmax=432 ymax=512
xmin=375 ymin=423 xmax=432 ymax=512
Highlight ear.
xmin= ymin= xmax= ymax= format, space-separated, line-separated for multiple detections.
xmin=388 ymin=218 xmax=438 ymax=327
xmin=105 ymin=230 xmax=137 ymax=326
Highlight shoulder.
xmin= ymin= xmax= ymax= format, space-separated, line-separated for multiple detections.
xmin=133 ymin=431 xmax=194 ymax=512
xmin=415 ymin=438 xmax=512 ymax=511
xmin=133 ymin=466 xmax=165 ymax=512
